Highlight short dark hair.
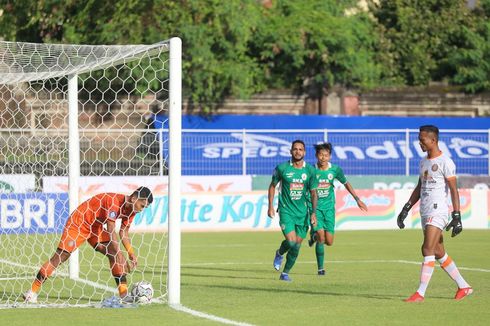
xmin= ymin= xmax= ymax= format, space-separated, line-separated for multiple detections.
xmin=131 ymin=186 xmax=154 ymax=204
xmin=314 ymin=142 xmax=332 ymax=153
xmin=291 ymin=139 xmax=306 ymax=149
xmin=419 ymin=125 xmax=439 ymax=139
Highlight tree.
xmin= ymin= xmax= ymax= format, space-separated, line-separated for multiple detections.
xmin=251 ymin=0 xmax=383 ymax=112
xmin=445 ymin=0 xmax=490 ymax=92
xmin=369 ymin=0 xmax=490 ymax=92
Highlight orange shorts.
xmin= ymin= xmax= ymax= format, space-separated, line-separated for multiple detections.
xmin=58 ymin=212 xmax=112 ymax=253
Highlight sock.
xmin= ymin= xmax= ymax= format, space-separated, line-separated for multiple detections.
xmin=118 ymin=283 xmax=128 ymax=297
xmin=315 ymin=242 xmax=324 ymax=270
xmin=114 ymin=275 xmax=128 ymax=297
xmin=417 ymin=255 xmax=435 ymax=296
xmin=283 ymin=243 xmax=301 ymax=274
xmin=438 ymin=253 xmax=470 ymax=289
xmin=31 ymin=278 xmax=43 ymax=293
xmin=31 ymin=261 xmax=56 ymax=293
xmin=278 ymin=240 xmax=295 ymax=256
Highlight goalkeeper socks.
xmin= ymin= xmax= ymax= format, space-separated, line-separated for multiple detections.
xmin=283 ymin=243 xmax=300 ymax=274
xmin=417 ymin=255 xmax=435 ymax=296
xmin=31 ymin=278 xmax=43 ymax=293
xmin=278 ymin=240 xmax=295 ymax=256
xmin=31 ymin=262 xmax=55 ymax=292
xmin=118 ymin=283 xmax=128 ymax=297
xmin=438 ymin=253 xmax=470 ymax=289
xmin=115 ymin=275 xmax=128 ymax=297
xmin=315 ymin=242 xmax=324 ymax=270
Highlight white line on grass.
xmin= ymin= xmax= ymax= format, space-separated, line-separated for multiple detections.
xmin=170 ymin=304 xmax=255 ymax=326
xmin=182 ymin=259 xmax=490 ymax=273
xmin=0 ymin=258 xmax=117 ymax=293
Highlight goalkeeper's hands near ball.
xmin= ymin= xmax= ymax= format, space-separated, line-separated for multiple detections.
xmin=446 ymin=211 xmax=463 ymax=237
xmin=126 ymin=252 xmax=138 ymax=273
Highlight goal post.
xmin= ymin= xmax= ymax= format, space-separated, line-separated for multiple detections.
xmin=0 ymin=37 xmax=181 ymax=307
xmin=167 ymin=37 xmax=182 ymax=306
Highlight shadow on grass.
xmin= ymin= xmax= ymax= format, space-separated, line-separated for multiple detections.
xmin=181 ymin=281 xmax=407 ymax=301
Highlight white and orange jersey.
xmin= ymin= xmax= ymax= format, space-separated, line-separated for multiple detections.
xmin=419 ymin=152 xmax=456 ymax=217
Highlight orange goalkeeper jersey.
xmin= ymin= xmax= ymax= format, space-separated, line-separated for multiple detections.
xmin=71 ymin=192 xmax=135 ymax=227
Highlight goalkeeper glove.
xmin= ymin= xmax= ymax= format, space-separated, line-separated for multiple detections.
xmin=446 ymin=211 xmax=462 ymax=237
xmin=397 ymin=202 xmax=412 ymax=229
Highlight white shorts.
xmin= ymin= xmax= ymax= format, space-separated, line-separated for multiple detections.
xmin=421 ymin=213 xmax=449 ymax=231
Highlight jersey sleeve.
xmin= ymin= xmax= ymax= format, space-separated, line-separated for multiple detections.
xmin=443 ymin=157 xmax=457 ymax=179
xmin=335 ymin=166 xmax=348 ymax=184
xmin=271 ymin=165 xmax=281 ymax=186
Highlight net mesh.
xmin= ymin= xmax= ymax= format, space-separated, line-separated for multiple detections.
xmin=0 ymin=40 xmax=171 ymax=307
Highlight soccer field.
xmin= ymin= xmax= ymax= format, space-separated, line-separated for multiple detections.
xmin=2 ymin=230 xmax=489 ymax=325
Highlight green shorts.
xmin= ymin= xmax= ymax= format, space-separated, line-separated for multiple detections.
xmin=311 ymin=207 xmax=335 ymax=234
xmin=279 ymin=211 xmax=309 ymax=239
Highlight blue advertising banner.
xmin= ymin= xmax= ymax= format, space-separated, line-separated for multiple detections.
xmin=152 ymin=115 xmax=489 ymax=176
xmin=0 ymin=193 xmax=69 ymax=234
xmin=155 ymin=114 xmax=490 ymax=130
xmin=176 ymin=130 xmax=488 ymax=175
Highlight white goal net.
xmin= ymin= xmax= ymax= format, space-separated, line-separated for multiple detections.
xmin=0 ymin=38 xmax=181 ymax=307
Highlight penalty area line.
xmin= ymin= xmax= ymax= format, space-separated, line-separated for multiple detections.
xmin=170 ymin=304 xmax=255 ymax=326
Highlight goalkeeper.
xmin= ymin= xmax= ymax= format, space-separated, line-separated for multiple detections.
xmin=397 ymin=125 xmax=472 ymax=302
xmin=23 ymin=186 xmax=153 ymax=303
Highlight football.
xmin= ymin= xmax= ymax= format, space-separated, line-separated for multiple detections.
xmin=130 ymin=281 xmax=154 ymax=304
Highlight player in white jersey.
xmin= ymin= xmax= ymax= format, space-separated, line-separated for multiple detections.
xmin=418 ymin=151 xmax=456 ymax=230
xmin=396 ymin=125 xmax=473 ymax=302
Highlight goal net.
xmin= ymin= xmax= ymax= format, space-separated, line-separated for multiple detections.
xmin=0 ymin=38 xmax=181 ymax=307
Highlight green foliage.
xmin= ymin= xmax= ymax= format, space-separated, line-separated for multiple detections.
xmin=162 ymin=0 xmax=266 ymax=113
xmin=370 ymin=0 xmax=490 ymax=92
xmin=253 ymin=0 xmax=382 ymax=98
xmin=445 ymin=0 xmax=490 ymax=92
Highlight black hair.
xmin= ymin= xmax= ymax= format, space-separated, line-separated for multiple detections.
xmin=314 ymin=142 xmax=332 ymax=153
xmin=419 ymin=125 xmax=439 ymax=140
xmin=131 ymin=186 xmax=154 ymax=204
xmin=291 ymin=139 xmax=306 ymax=149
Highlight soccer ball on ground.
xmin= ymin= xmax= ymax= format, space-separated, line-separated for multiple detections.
xmin=130 ymin=281 xmax=154 ymax=304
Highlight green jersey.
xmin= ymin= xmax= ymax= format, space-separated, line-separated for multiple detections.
xmin=271 ymin=160 xmax=317 ymax=218
xmin=310 ymin=163 xmax=347 ymax=210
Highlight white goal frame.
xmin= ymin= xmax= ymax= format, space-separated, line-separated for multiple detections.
xmin=0 ymin=37 xmax=181 ymax=307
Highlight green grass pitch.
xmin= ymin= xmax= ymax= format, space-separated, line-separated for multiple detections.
xmin=2 ymin=229 xmax=489 ymax=325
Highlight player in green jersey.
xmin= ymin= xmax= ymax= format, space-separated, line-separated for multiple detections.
xmin=308 ymin=142 xmax=367 ymax=275
xmin=268 ymin=140 xmax=318 ymax=282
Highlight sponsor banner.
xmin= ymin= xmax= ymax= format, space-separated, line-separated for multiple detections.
xmin=180 ymin=131 xmax=489 ymax=175
xmin=132 ymin=192 xmax=277 ymax=232
xmin=0 ymin=175 xmax=36 ymax=193
xmin=0 ymin=193 xmax=68 ymax=234
xmin=458 ymin=176 xmax=490 ymax=190
xmin=3 ymin=190 xmax=488 ymax=234
xmin=335 ymin=190 xmax=396 ymax=230
xmin=43 ymin=175 xmax=252 ymax=202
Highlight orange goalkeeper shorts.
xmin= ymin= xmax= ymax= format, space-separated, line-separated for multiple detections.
xmin=58 ymin=212 xmax=112 ymax=252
